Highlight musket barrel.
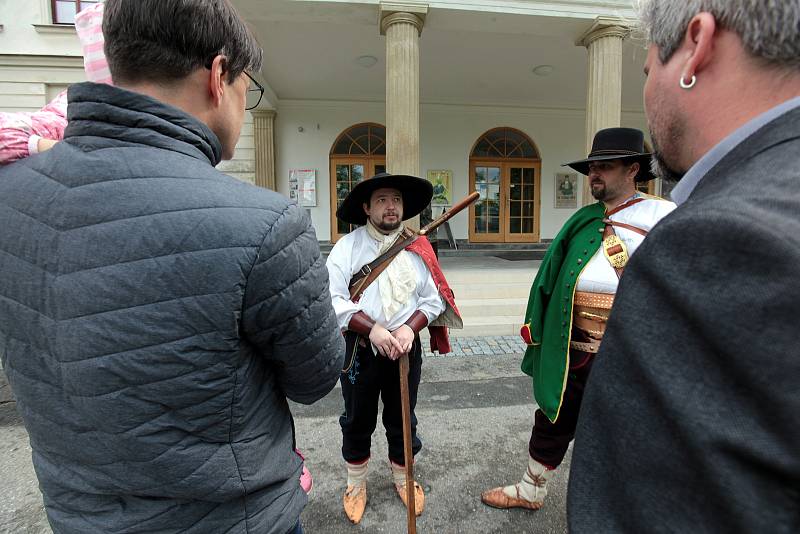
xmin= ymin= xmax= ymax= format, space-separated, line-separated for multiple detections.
xmin=419 ymin=191 xmax=480 ymax=236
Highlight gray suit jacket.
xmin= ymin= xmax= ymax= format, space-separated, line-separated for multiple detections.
xmin=568 ymin=106 xmax=800 ymax=533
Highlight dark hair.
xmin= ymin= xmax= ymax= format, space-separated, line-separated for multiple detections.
xmin=103 ymin=0 xmax=263 ymax=85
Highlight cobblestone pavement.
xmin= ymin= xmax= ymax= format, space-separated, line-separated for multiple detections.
xmin=442 ymin=335 xmax=527 ymax=357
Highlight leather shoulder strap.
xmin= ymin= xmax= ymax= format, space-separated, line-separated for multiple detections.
xmin=348 ymin=229 xmax=416 ymax=301
xmin=604 ymin=219 xmax=649 ymax=237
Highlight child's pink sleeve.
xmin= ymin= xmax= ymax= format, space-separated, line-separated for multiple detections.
xmin=75 ymin=3 xmax=112 ymax=85
xmin=0 ymin=90 xmax=68 ymax=164
xmin=0 ymin=2 xmax=110 ymax=165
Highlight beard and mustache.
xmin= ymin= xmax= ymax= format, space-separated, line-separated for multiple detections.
xmin=375 ymin=219 xmax=401 ymax=232
xmin=590 ymin=180 xmax=610 ymax=201
xmin=650 ymin=145 xmax=684 ymax=185
xmin=373 ymin=212 xmax=402 ymax=232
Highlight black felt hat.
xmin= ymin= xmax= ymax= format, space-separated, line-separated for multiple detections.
xmin=563 ymin=127 xmax=655 ymax=182
xmin=336 ymin=172 xmax=434 ymax=225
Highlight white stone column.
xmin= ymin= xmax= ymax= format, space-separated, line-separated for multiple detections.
xmin=577 ymin=17 xmax=631 ymax=205
xmin=252 ymin=109 xmax=277 ymax=191
xmin=380 ymin=3 xmax=427 ymax=227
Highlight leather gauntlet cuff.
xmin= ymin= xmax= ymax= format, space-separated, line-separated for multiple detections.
xmin=404 ymin=310 xmax=428 ymax=334
xmin=348 ymin=311 xmax=376 ymax=338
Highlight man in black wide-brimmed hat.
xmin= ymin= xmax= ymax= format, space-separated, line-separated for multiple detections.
xmin=481 ymin=127 xmax=676 ymax=513
xmin=326 ymin=172 xmax=462 ymax=524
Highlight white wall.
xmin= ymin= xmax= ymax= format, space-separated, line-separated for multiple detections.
xmin=274 ymin=99 xmax=648 ymax=242
xmin=0 ymin=0 xmax=84 ymax=56
xmin=275 ymin=100 xmax=386 ymax=240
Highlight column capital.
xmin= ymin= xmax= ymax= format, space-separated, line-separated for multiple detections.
xmin=379 ymin=2 xmax=427 ymax=36
xmin=250 ymin=109 xmax=276 ymax=119
xmin=575 ymin=16 xmax=632 ymax=48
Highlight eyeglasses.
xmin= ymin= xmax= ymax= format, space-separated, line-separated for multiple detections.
xmin=244 ymin=71 xmax=264 ymax=111
xmin=204 ymin=56 xmax=264 ymax=111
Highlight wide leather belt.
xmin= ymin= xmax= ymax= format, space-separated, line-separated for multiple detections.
xmin=570 ymin=292 xmax=614 ymax=354
xmin=574 ymin=291 xmax=614 ymax=310
xmin=570 ymin=339 xmax=602 ymax=353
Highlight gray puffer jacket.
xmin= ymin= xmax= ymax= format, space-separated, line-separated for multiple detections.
xmin=0 ymin=82 xmax=344 ymax=534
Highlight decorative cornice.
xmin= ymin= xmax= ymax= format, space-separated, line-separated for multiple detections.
xmin=33 ymin=24 xmax=77 ymax=35
xmin=379 ymin=3 xmax=428 ymax=36
xmin=576 ymin=16 xmax=632 ymax=47
xmin=0 ymin=54 xmax=83 ymax=68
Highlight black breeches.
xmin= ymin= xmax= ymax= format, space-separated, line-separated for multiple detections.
xmin=339 ymin=332 xmax=423 ymax=465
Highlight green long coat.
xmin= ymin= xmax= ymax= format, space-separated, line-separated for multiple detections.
xmin=521 ymin=202 xmax=606 ymax=422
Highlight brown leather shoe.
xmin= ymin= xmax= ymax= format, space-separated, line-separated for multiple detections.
xmin=481 ymin=486 xmax=543 ymax=511
xmin=343 ymin=483 xmax=367 ymax=524
xmin=394 ymin=481 xmax=425 ymax=516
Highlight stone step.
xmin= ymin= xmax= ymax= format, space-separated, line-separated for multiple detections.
xmin=456 ymin=297 xmax=527 ymax=317
xmin=437 ymin=239 xmax=551 ymax=250
xmin=438 ymin=249 xmax=546 ymax=260
xmin=449 ymin=282 xmax=532 ymax=300
xmin=424 ymin=315 xmax=522 ymax=337
xmin=444 ymin=272 xmax=532 ymax=286
xmin=461 ymin=315 xmax=522 ymax=337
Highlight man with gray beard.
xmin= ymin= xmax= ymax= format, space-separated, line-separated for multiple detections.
xmin=568 ymin=1 xmax=800 ymax=532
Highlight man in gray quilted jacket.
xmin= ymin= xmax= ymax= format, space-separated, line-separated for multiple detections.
xmin=0 ymin=1 xmax=344 ymax=533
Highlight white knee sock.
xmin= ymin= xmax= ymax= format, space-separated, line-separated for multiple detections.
xmin=390 ymin=460 xmax=412 ymax=486
xmin=346 ymin=459 xmax=369 ymax=487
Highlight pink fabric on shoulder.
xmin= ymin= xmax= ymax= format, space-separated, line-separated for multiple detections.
xmin=0 ymin=91 xmax=68 ymax=164
xmin=75 ymin=2 xmax=112 ymax=85
xmin=0 ymin=3 xmax=111 ymax=164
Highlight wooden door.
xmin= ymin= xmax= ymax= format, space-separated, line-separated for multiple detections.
xmin=330 ymin=157 xmax=385 ymax=242
xmin=505 ymin=163 xmax=540 ymax=242
xmin=469 ymin=161 xmax=540 ymax=243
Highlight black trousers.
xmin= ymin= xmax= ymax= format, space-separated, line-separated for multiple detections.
xmin=339 ymin=331 xmax=423 ymax=465
xmin=528 ymin=349 xmax=595 ymax=468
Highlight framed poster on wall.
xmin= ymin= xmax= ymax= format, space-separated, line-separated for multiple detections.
xmin=289 ymin=169 xmax=317 ymax=207
xmin=426 ymin=169 xmax=453 ymax=207
xmin=554 ymin=172 xmax=577 ymax=209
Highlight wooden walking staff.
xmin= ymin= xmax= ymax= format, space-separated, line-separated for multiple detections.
xmin=399 ymin=353 xmax=417 ymax=533
xmin=397 ymin=190 xmax=480 ymax=534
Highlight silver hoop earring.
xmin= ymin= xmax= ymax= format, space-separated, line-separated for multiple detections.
xmin=680 ymin=75 xmax=696 ymax=89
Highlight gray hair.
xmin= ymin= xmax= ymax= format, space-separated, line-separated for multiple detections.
xmin=636 ymin=0 xmax=800 ymax=69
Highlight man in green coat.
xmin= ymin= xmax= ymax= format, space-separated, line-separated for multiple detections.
xmin=481 ymin=128 xmax=675 ymax=511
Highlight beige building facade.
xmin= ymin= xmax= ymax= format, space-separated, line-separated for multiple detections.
xmin=0 ymin=0 xmax=659 ymax=243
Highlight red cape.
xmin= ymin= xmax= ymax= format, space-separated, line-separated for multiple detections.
xmin=406 ymin=236 xmax=462 ymax=354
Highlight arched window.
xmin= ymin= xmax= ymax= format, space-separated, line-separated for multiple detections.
xmin=469 ymin=127 xmax=542 ymax=243
xmin=329 ymin=123 xmax=386 ymax=242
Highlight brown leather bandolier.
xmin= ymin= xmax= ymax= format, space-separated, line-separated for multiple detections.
xmin=572 ymin=196 xmax=651 ymax=353
xmin=348 ymin=228 xmax=417 ymax=302
xmin=601 ymin=197 xmax=649 ymax=279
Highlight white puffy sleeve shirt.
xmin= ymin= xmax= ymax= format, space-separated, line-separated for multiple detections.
xmin=577 ymin=196 xmax=677 ymax=294
xmin=326 ymin=226 xmax=445 ymax=332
